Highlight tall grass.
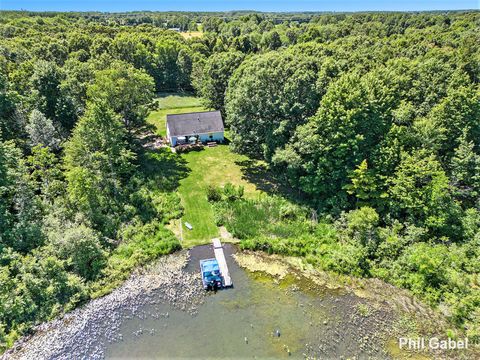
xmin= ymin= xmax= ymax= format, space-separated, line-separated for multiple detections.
xmin=212 ymin=195 xmax=312 ymax=239
xmin=210 ymin=192 xmax=368 ymax=277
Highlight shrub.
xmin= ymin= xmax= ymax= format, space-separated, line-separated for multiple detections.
xmin=90 ymin=221 xmax=180 ymax=297
xmin=279 ymin=202 xmax=301 ymax=220
xmin=55 ymin=224 xmax=107 ymax=281
xmin=45 ymin=214 xmax=107 ymax=281
xmin=223 ymin=183 xmax=244 ymax=201
xmin=206 ymin=184 xmax=222 ymax=202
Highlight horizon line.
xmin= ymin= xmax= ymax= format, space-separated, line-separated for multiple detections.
xmin=1 ymin=8 xmax=478 ymax=14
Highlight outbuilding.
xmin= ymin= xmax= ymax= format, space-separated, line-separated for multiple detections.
xmin=166 ymin=110 xmax=225 ymax=146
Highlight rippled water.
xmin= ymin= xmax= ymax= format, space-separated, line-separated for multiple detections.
xmin=105 ymin=244 xmax=391 ymax=359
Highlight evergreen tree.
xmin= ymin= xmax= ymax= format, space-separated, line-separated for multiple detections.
xmin=343 ymin=160 xmax=387 ymax=209
xmin=64 ymin=102 xmax=136 ymax=236
xmin=389 ymin=150 xmax=461 ymax=239
xmin=450 ymin=131 xmax=480 ymax=206
xmin=25 ymin=110 xmax=61 ymax=150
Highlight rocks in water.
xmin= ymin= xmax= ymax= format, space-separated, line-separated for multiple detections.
xmin=2 ymin=251 xmax=206 ymax=360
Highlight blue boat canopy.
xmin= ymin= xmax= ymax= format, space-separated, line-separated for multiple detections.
xmin=201 ymin=259 xmax=220 ymax=272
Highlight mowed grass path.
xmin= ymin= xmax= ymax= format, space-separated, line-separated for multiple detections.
xmin=178 ymin=145 xmax=259 ymax=247
xmin=147 ymin=93 xmax=207 ymax=136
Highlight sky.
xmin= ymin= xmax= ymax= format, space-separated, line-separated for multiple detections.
xmin=0 ymin=0 xmax=478 ymax=12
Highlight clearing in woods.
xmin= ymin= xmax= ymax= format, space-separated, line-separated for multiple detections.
xmin=180 ymin=31 xmax=203 ymax=39
xmin=147 ymin=92 xmax=207 ymax=136
xmin=147 ymin=93 xmax=261 ymax=247
xmin=177 ymin=145 xmax=260 ymax=247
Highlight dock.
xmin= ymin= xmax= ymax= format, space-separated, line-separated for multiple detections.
xmin=212 ymin=238 xmax=233 ymax=287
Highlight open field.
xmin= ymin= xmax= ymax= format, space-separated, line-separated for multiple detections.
xmin=147 ymin=93 xmax=207 ymax=136
xmin=177 ymin=145 xmax=261 ymax=247
xmin=180 ymin=31 xmax=203 ymax=39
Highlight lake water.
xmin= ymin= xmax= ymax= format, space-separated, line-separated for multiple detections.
xmin=105 ymin=244 xmax=391 ymax=359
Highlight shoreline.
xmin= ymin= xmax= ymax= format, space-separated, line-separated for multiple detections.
xmin=3 ymin=248 xmax=478 ymax=360
xmin=1 ymin=251 xmax=205 ymax=360
xmin=234 ymin=251 xmax=479 ymax=360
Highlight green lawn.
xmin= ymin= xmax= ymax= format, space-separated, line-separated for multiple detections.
xmin=146 ymin=93 xmax=261 ymax=247
xmin=147 ymin=93 xmax=207 ymax=136
xmin=177 ymin=145 xmax=260 ymax=247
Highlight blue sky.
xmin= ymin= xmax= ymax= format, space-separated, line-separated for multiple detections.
xmin=0 ymin=1 xmax=478 ymax=12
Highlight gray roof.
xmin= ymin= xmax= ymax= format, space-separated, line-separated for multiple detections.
xmin=166 ymin=111 xmax=224 ymax=137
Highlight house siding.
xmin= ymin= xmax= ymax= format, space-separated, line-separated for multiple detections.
xmin=198 ymin=132 xmax=224 ymax=143
xmin=167 ymin=131 xmax=224 ymax=146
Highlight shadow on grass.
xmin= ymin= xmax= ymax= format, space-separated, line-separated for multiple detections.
xmin=235 ymin=159 xmax=310 ymax=206
xmin=138 ymin=147 xmax=190 ymax=192
xmin=222 ymin=137 xmax=231 ymax=145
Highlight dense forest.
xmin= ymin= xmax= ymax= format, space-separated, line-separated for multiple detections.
xmin=0 ymin=10 xmax=479 ymax=351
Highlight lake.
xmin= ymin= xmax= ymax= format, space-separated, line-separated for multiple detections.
xmin=105 ymin=244 xmax=391 ymax=359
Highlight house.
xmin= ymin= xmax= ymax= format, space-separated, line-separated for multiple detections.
xmin=166 ymin=110 xmax=225 ymax=146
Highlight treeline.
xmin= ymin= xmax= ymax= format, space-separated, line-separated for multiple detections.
xmin=1 ymin=10 xmax=319 ymax=30
xmin=194 ymin=11 xmax=480 ymax=341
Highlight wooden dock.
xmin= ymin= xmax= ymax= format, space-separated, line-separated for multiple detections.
xmin=212 ymin=238 xmax=233 ymax=287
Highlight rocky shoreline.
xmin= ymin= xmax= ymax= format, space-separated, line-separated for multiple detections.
xmin=3 ymin=248 xmax=478 ymax=360
xmin=2 ymin=251 xmax=205 ymax=360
